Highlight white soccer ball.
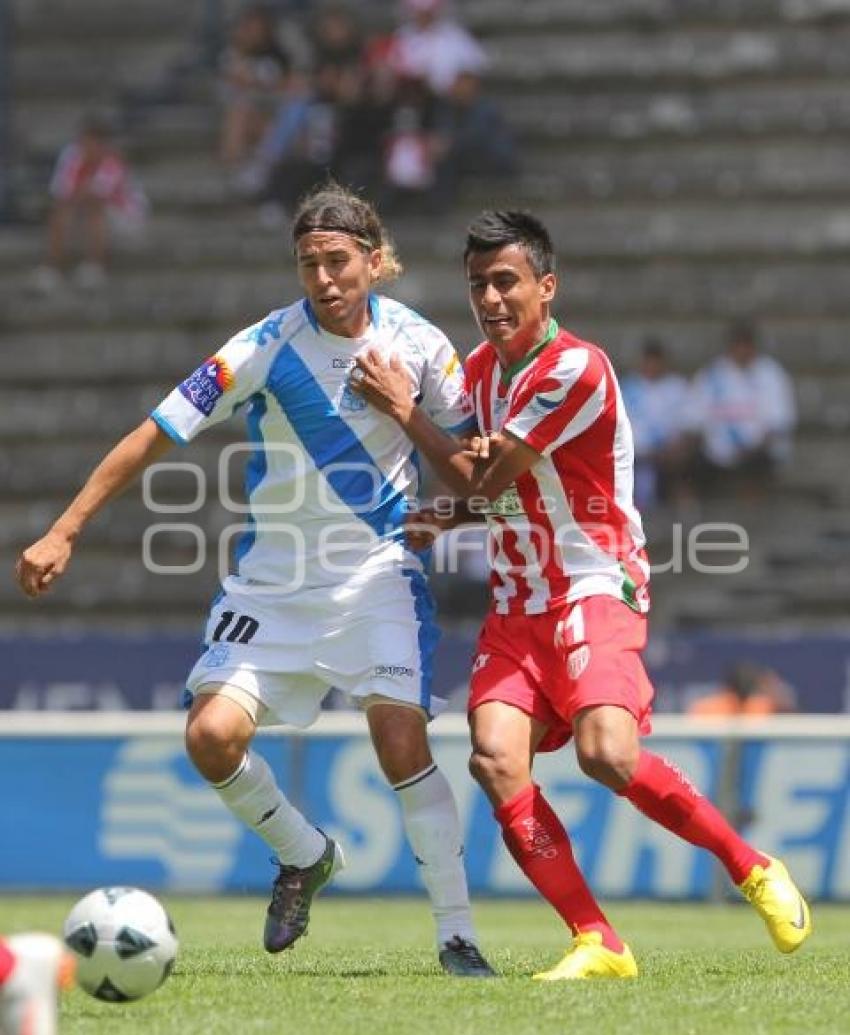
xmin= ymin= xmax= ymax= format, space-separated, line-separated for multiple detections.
xmin=63 ymin=887 xmax=178 ymax=1002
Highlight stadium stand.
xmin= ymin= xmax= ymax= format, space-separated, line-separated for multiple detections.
xmin=1 ymin=0 xmax=849 ymax=632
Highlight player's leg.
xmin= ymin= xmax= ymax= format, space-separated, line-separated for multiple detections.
xmin=185 ymin=686 xmax=342 ymax=952
xmin=470 ymin=700 xmax=636 ymax=980
xmin=365 ymin=699 xmax=494 ymax=977
xmin=0 ymin=933 xmax=75 ymax=1035
xmin=573 ymin=704 xmax=811 ymax=951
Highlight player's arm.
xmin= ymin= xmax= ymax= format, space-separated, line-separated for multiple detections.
xmin=352 ymin=351 xmax=540 ymax=501
xmin=15 ymin=418 xmax=173 ymax=598
xmin=405 ymin=495 xmax=486 ymax=551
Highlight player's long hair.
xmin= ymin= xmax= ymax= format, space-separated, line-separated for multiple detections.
xmin=292 ymin=182 xmax=403 ymax=284
xmin=464 ymin=209 xmax=555 ymax=278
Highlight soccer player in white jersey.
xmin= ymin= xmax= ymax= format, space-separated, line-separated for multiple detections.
xmin=350 ymin=209 xmax=812 ymax=980
xmin=15 ymin=183 xmax=494 ymax=977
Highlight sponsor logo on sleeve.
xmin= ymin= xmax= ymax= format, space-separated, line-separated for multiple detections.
xmin=531 ymin=377 xmax=568 ymax=414
xmin=178 ymin=355 xmax=234 ymax=417
xmin=443 ymin=352 xmax=461 ymax=376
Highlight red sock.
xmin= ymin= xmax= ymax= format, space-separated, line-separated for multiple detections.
xmin=621 ymin=751 xmax=768 ymax=884
xmin=495 ymin=783 xmax=623 ymax=952
xmin=0 ymin=939 xmax=15 ymax=984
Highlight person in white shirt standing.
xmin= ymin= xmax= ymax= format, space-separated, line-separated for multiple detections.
xmin=689 ymin=321 xmax=797 ymax=497
xmin=621 ymin=338 xmax=692 ymax=509
xmin=15 ymin=182 xmax=494 ymax=978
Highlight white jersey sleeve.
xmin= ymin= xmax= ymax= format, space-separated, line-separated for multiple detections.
xmin=418 ymin=332 xmax=476 ymax=435
xmin=150 ymin=319 xmax=275 ymax=444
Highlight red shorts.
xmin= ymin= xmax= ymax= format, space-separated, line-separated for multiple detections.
xmin=468 ymin=596 xmax=655 ymax=752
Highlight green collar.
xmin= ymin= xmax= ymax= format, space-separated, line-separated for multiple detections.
xmin=498 ymin=318 xmax=559 ymax=386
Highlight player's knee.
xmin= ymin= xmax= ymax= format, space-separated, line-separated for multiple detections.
xmin=184 ymin=712 xmax=245 ymax=782
xmin=469 ymin=744 xmax=523 ymax=795
xmin=575 ymin=737 xmax=638 ymax=790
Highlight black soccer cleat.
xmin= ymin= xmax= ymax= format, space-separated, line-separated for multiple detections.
xmin=263 ymin=836 xmax=345 ymax=953
xmin=438 ymin=936 xmax=497 ymax=978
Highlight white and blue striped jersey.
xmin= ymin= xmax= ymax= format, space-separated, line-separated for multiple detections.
xmin=152 ymin=294 xmax=475 ymax=591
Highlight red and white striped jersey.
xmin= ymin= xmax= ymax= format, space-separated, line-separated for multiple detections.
xmin=464 ymin=323 xmax=650 ymax=616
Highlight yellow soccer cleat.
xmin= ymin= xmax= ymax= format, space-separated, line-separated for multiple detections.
xmin=739 ymin=854 xmax=812 ymax=953
xmin=532 ymin=931 xmax=638 ymax=981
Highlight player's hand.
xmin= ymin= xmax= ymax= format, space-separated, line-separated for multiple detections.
xmin=404 ymin=506 xmax=453 ymax=551
xmin=463 ymin=432 xmax=505 ymax=461
xmin=349 ymin=350 xmax=414 ymax=423
xmin=15 ymin=531 xmax=73 ymax=597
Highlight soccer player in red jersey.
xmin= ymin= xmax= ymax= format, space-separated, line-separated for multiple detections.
xmin=350 ymin=209 xmax=812 ymax=979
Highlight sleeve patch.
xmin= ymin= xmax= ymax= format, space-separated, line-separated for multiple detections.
xmin=529 ymin=377 xmax=569 ymax=414
xmin=178 ymin=355 xmax=234 ymax=417
xmin=443 ymin=351 xmax=461 ymax=376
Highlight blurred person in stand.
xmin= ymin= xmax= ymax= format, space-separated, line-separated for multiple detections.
xmin=381 ymin=75 xmax=447 ymax=213
xmin=33 ymin=116 xmax=148 ymax=294
xmin=389 ymin=0 xmax=487 ymax=100
xmin=688 ymin=662 xmax=797 ymax=718
xmin=246 ymin=5 xmax=369 ymax=222
xmin=253 ymin=62 xmax=346 ymax=224
xmin=309 ymin=3 xmax=363 ymax=74
xmin=620 ymin=338 xmax=692 ymax=510
xmin=218 ymin=4 xmax=298 ymax=178
xmin=688 ymin=321 xmax=797 ymax=500
xmin=433 ymin=71 xmax=518 ymax=205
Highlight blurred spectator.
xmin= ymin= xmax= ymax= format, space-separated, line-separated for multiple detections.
xmin=218 ymin=4 xmax=296 ymax=171
xmin=309 ymin=3 xmax=363 ymax=74
xmin=688 ymin=321 xmax=797 ymax=498
xmin=433 ymin=72 xmax=518 ymax=204
xmin=382 ymin=75 xmax=446 ymax=212
xmin=621 ymin=338 xmax=692 ymax=509
xmin=247 ymin=4 xmax=371 ymax=219
xmin=256 ymin=68 xmax=341 ymax=218
xmin=688 ymin=662 xmax=797 ymax=717
xmin=33 ymin=116 xmax=148 ymax=293
xmin=390 ymin=0 xmax=487 ymax=98
xmin=332 ymin=41 xmax=395 ymax=197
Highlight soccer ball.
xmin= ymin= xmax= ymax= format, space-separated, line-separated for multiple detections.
xmin=63 ymin=887 xmax=178 ymax=1002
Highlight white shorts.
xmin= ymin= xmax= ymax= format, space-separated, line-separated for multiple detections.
xmin=184 ymin=570 xmax=443 ymax=727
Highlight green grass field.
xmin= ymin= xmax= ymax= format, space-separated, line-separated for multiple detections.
xmin=1 ymin=896 xmax=847 ymax=1035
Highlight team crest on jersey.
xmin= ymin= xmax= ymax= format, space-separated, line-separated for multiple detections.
xmin=339 ymin=380 xmax=367 ymax=413
xmin=531 ymin=377 xmax=568 ymax=414
xmin=179 ymin=355 xmax=234 ymax=417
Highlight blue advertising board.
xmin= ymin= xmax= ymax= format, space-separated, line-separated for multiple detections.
xmin=1 ymin=725 xmax=848 ymax=900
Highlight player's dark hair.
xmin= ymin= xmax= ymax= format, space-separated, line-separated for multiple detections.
xmin=292 ymin=181 xmax=402 ymax=281
xmin=463 ymin=210 xmax=555 ymax=278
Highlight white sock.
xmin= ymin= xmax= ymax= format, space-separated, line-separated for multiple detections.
xmin=394 ymin=764 xmax=477 ymax=947
xmin=213 ymin=752 xmax=325 ymax=868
